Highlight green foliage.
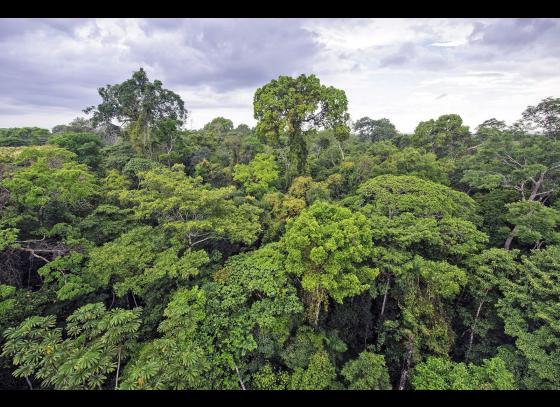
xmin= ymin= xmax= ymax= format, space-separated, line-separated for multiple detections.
xmin=411 ymin=356 xmax=515 ymax=390
xmin=353 ymin=117 xmax=397 ymax=142
xmin=341 ymin=351 xmax=391 ymax=389
xmin=282 ymin=201 xmax=378 ymax=325
xmin=254 ymin=74 xmax=350 ymax=180
xmin=84 ymin=68 xmax=187 ymax=157
xmin=86 ymin=226 xmax=209 ymax=297
xmin=356 ymin=174 xmax=478 ymax=221
xmin=2 ymin=71 xmax=560 ymax=391
xmin=412 ymin=114 xmax=472 ymax=158
xmin=2 ymin=303 xmax=141 ymax=389
xmin=289 ymin=351 xmax=337 ymax=390
xmin=233 ymin=153 xmax=279 ymax=196
xmin=48 ymin=132 xmax=103 ymax=170
xmin=497 ymin=246 xmax=560 ymax=389
xmin=119 ymin=164 xmax=262 ymax=248
xmin=119 ymin=287 xmax=210 ymax=389
xmin=505 ymin=201 xmax=560 ymax=247
xmin=0 ymin=127 xmax=50 ymax=147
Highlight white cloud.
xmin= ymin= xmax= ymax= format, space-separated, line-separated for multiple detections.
xmin=1 ymin=18 xmax=559 ymax=133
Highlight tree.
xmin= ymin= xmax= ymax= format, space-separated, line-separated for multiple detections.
xmin=84 ymin=68 xmax=187 ymax=157
xmin=48 ymin=132 xmax=103 ymax=170
xmin=233 ymin=153 xmax=279 ymax=196
xmin=341 ymin=351 xmax=391 ymax=390
xmin=461 ymin=129 xmax=560 ymax=249
xmin=0 ymin=128 xmax=50 ymax=147
xmin=462 ymin=248 xmax=519 ymax=361
xmin=288 ymin=351 xmax=337 ymax=390
xmin=52 ymin=117 xmax=96 ymax=136
xmin=410 ymin=356 xmax=515 ymax=390
xmin=504 ymin=201 xmax=560 ymax=249
xmin=352 ymin=175 xmax=487 ymax=389
xmin=0 ymin=146 xmax=97 ymax=289
xmin=353 ymin=117 xmax=397 ymax=142
xmin=120 ymin=287 xmax=210 ymax=389
xmin=2 ymin=303 xmax=141 ymax=389
xmin=254 ymin=74 xmax=350 ymax=181
xmin=119 ymin=164 xmax=262 ymax=249
xmin=497 ymin=245 xmax=560 ymax=389
xmin=282 ymin=201 xmax=378 ymax=327
xmin=84 ymin=226 xmax=209 ymax=299
xmin=519 ymin=97 xmax=560 ymax=139
xmin=412 ymin=114 xmax=472 ymax=158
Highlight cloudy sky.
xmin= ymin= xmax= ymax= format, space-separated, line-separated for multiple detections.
xmin=1 ymin=18 xmax=560 ymax=133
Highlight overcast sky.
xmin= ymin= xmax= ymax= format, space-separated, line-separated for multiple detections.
xmin=1 ymin=18 xmax=559 ymax=133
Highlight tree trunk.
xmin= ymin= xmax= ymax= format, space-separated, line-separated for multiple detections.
xmin=528 ymin=172 xmax=545 ymax=201
xmin=131 ymin=292 xmax=139 ymax=308
xmin=115 ymin=346 xmax=122 ymax=390
xmin=466 ymin=299 xmax=485 ymax=361
xmin=233 ymin=362 xmax=246 ymax=390
xmin=380 ymin=278 xmax=390 ymax=318
xmin=505 ymin=171 xmax=546 ymax=250
xmin=504 ymin=226 xmax=517 ymax=250
xmin=338 ymin=141 xmax=345 ymax=161
xmin=398 ymin=336 xmax=414 ymax=390
xmin=25 ymin=376 xmax=33 ymax=390
xmin=313 ymin=287 xmax=322 ymax=328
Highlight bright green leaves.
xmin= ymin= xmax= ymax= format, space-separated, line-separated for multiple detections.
xmin=0 ymin=228 xmax=18 ymax=251
xmin=202 ymin=244 xmax=303 ymax=387
xmin=0 ymin=146 xmax=97 ymax=246
xmin=460 ymin=131 xmax=560 ymax=249
xmin=353 ymin=117 xmax=397 ymax=143
xmin=157 ymin=286 xmax=206 ymax=340
xmin=288 ymin=351 xmax=337 ymax=390
xmin=122 ymin=244 xmax=304 ymax=390
xmin=254 ymin=74 xmax=350 ymax=180
xmin=356 ymin=174 xmax=478 ymax=221
xmin=1 ymin=147 xmax=96 ymax=212
xmin=233 ymin=153 xmax=279 ymax=196
xmin=282 ymin=201 xmax=377 ymax=325
xmin=505 ymin=201 xmax=560 ymax=247
xmin=351 ymin=174 xmax=485 ymax=387
xmin=411 ymin=356 xmax=515 ymax=390
xmin=119 ymin=337 xmax=210 ymax=390
xmin=2 ymin=303 xmax=141 ymax=389
xmin=497 ymin=246 xmax=560 ymax=389
xmin=38 ymin=252 xmax=94 ymax=301
xmin=0 ymin=285 xmax=16 ymax=316
xmin=1 ymin=315 xmax=62 ymax=383
xmin=370 ymin=146 xmax=452 ymax=185
xmin=412 ymin=257 xmax=467 ymax=298
xmin=119 ymin=164 xmax=262 ymax=248
xmin=340 ymin=351 xmax=391 ymax=390
xmin=86 ymin=226 xmax=209 ymax=297
xmin=120 ymin=287 xmax=210 ymax=390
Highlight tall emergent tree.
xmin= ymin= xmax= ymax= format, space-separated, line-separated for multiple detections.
xmin=253 ymin=74 xmax=350 ymax=182
xmin=84 ymin=68 xmax=187 ymax=156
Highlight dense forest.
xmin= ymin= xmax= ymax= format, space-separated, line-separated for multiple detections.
xmin=1 ymin=68 xmax=559 ymax=390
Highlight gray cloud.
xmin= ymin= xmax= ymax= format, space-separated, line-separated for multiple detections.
xmin=469 ymin=19 xmax=559 ymax=50
xmin=133 ymin=18 xmax=322 ymax=90
xmin=0 ymin=18 xmax=559 ymax=132
xmin=0 ymin=18 xmax=322 ymax=117
xmin=379 ymin=43 xmax=417 ymax=67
